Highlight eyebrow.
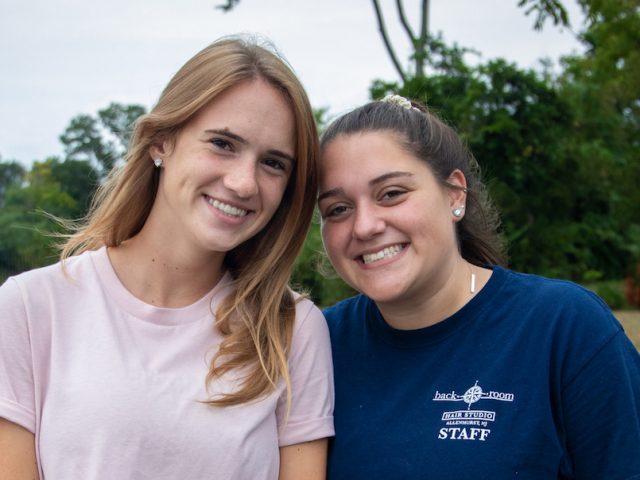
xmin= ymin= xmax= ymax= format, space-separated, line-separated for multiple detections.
xmin=370 ymin=171 xmax=414 ymax=185
xmin=318 ymin=171 xmax=414 ymax=202
xmin=205 ymin=128 xmax=296 ymax=164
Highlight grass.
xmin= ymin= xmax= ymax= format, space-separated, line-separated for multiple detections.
xmin=615 ymin=310 xmax=640 ymax=351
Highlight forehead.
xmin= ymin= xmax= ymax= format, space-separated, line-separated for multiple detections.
xmin=188 ymin=79 xmax=296 ymax=134
xmin=320 ymin=131 xmax=426 ymax=181
xmin=318 ymin=132 xmax=445 ymax=205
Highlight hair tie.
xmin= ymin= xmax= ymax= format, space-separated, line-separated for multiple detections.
xmin=380 ymin=94 xmax=419 ymax=112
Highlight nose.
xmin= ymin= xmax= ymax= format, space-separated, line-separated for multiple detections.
xmin=352 ymin=203 xmax=385 ymax=240
xmin=223 ymin=157 xmax=259 ymax=198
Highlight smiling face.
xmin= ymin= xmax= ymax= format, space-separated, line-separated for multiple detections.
xmin=149 ymin=78 xmax=296 ymax=258
xmin=319 ymin=131 xmax=466 ymax=309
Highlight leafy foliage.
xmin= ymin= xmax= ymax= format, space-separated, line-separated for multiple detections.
xmin=0 ymin=157 xmax=79 ymax=279
xmin=0 ymin=103 xmax=145 ymax=282
xmin=370 ymin=28 xmax=638 ymax=282
xmin=565 ymin=0 xmax=640 ymax=280
xmin=292 ymin=213 xmax=356 ymax=307
xmin=59 ymin=102 xmax=146 ymax=175
xmin=3 ymin=2 xmax=638 ymax=305
xmin=291 ymin=108 xmax=356 ymax=306
xmin=0 ymin=158 xmax=26 ymax=208
xmin=518 ymin=0 xmax=570 ymax=29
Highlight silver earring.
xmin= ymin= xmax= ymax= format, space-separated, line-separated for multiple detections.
xmin=153 ymin=158 xmax=163 ymax=168
xmin=452 ymin=207 xmax=464 ymax=217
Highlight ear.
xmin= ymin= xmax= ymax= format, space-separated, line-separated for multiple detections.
xmin=149 ymin=132 xmax=176 ymax=162
xmin=446 ymin=169 xmax=467 ymax=207
xmin=149 ymin=141 xmax=167 ymax=161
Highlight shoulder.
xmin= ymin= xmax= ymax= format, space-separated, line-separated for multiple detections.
xmin=1 ymin=249 xmax=101 ymax=312
xmin=502 ymin=267 xmax=596 ymax=298
xmin=7 ymin=249 xmax=97 ymax=288
xmin=1 ymin=260 xmax=65 ymax=306
xmin=492 ymin=267 xmax=626 ymax=375
xmin=322 ymin=294 xmax=372 ymax=336
xmin=290 ymin=295 xmax=330 ymax=342
xmin=498 ymin=267 xmax=617 ymax=328
xmin=292 ymin=294 xmax=323 ymax=324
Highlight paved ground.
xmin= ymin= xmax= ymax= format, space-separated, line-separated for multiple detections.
xmin=615 ymin=311 xmax=640 ymax=350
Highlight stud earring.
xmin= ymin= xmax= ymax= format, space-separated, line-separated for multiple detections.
xmin=153 ymin=158 xmax=163 ymax=168
xmin=452 ymin=207 xmax=464 ymax=217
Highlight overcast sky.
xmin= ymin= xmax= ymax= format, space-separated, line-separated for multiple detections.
xmin=1 ymin=0 xmax=585 ymax=166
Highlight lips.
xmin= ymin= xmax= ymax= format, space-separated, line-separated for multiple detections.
xmin=360 ymin=244 xmax=406 ymax=264
xmin=204 ymin=195 xmax=250 ymax=218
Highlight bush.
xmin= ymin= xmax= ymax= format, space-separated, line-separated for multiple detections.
xmin=594 ymin=281 xmax=626 ymax=310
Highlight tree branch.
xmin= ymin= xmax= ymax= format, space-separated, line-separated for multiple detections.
xmin=420 ymin=0 xmax=429 ymax=41
xmin=371 ymin=0 xmax=407 ymax=82
xmin=215 ymin=0 xmax=240 ymax=12
xmin=413 ymin=0 xmax=430 ymax=77
xmin=517 ymin=0 xmax=569 ymax=30
xmin=395 ymin=0 xmax=416 ymax=42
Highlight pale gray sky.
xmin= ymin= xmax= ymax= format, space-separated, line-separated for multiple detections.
xmin=0 ymin=0 xmax=585 ymax=165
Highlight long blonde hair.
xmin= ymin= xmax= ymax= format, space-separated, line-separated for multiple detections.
xmin=61 ymin=37 xmax=319 ymax=407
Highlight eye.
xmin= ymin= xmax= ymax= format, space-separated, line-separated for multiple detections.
xmin=380 ymin=188 xmax=407 ymax=202
xmin=209 ymin=137 xmax=233 ymax=151
xmin=321 ymin=204 xmax=351 ymax=220
xmin=262 ymin=157 xmax=288 ymax=172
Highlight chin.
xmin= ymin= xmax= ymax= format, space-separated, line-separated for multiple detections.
xmin=357 ymin=283 xmax=405 ymax=305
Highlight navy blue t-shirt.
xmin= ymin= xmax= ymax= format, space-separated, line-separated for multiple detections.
xmin=324 ymin=266 xmax=640 ymax=479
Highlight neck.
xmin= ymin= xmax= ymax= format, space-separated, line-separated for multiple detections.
xmin=377 ymin=260 xmax=490 ymax=330
xmin=108 ymin=226 xmax=226 ymax=308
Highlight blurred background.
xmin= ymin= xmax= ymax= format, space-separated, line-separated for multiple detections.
xmin=1 ymin=0 xmax=638 ymax=345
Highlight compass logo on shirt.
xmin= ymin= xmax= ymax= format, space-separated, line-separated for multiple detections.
xmin=432 ymin=380 xmax=515 ymax=441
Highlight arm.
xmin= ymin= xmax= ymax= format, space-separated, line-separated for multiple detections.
xmin=0 ymin=279 xmax=39 ymax=478
xmin=562 ymin=330 xmax=640 ymax=478
xmin=279 ymin=438 xmax=327 ymax=480
xmin=276 ymin=302 xmax=334 ymax=479
xmin=0 ymin=418 xmax=39 ymax=479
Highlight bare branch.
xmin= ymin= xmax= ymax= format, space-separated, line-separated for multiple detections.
xmin=395 ymin=0 xmax=416 ymax=42
xmin=371 ymin=0 xmax=407 ymax=82
xmin=414 ymin=0 xmax=430 ymax=77
xmin=420 ymin=0 xmax=429 ymax=41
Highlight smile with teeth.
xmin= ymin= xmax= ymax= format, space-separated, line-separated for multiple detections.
xmin=361 ymin=244 xmax=405 ymax=264
xmin=206 ymin=197 xmax=249 ymax=218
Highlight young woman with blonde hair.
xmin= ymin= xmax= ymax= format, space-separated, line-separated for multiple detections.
xmin=0 ymin=37 xmax=333 ymax=479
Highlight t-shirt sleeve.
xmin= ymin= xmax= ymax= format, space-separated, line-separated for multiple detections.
xmin=0 ymin=278 xmax=37 ymax=433
xmin=276 ymin=300 xmax=335 ymax=447
xmin=560 ymin=300 xmax=640 ymax=478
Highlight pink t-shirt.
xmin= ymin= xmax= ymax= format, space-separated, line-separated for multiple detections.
xmin=0 ymin=247 xmax=334 ymax=479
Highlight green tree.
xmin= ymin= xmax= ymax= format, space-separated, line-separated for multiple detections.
xmin=218 ymin=0 xmax=637 ymax=288
xmin=217 ymin=0 xmax=569 ymax=81
xmin=5 ymin=159 xmax=77 ymax=218
xmin=371 ymin=33 xmax=639 ymax=281
xmin=1 ymin=103 xmax=144 ymax=280
xmin=372 ymin=50 xmax=603 ymax=279
xmin=290 ymin=108 xmax=355 ymax=306
xmin=98 ymin=103 xmax=147 ymax=153
xmin=0 ymin=158 xmax=26 ymax=208
xmin=59 ymin=114 xmax=116 ymax=173
xmin=50 ymin=159 xmax=100 ymax=217
xmin=292 ymin=213 xmax=355 ymax=307
xmin=0 ymin=156 xmax=102 ymax=279
xmin=60 ymin=102 xmax=146 ymax=175
xmin=0 ymin=158 xmax=78 ymax=278
xmin=557 ymin=0 xmax=640 ymax=278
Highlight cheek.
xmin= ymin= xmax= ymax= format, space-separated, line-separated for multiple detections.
xmin=321 ymin=223 xmax=346 ymax=262
xmin=261 ymin=177 xmax=289 ymax=211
